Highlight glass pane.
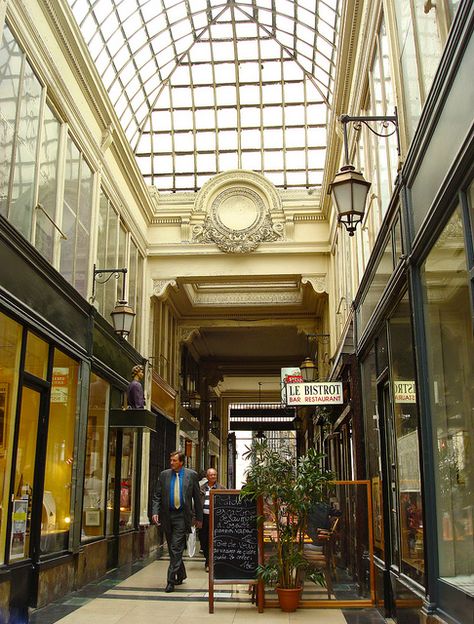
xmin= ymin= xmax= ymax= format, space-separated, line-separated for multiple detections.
xmin=361 ymin=349 xmax=385 ymax=561
xmin=41 ymin=350 xmax=79 ymax=555
xmin=60 ymin=137 xmax=80 ymax=286
xmin=10 ymin=387 xmax=40 ymax=561
xmin=389 ymin=294 xmax=425 ymax=584
xmin=9 ymin=59 xmax=42 ymax=240
xmin=393 ymin=1 xmax=421 ymax=139
xmin=106 ymin=429 xmax=117 ymax=536
xmin=36 ymin=105 xmax=61 ymax=263
xmin=261 ymin=481 xmax=373 ymax=603
xmin=421 ymin=207 xmax=474 ymax=594
xmin=24 ymin=332 xmax=49 ymax=380
xmin=0 ymin=312 xmax=23 ymax=564
xmin=119 ymin=430 xmax=136 ymax=532
xmin=358 ymin=234 xmax=393 ymax=336
xmin=82 ymin=374 xmax=109 ymax=541
xmin=0 ymin=25 xmax=22 ymax=218
xmin=469 ymin=183 xmax=474 ymax=250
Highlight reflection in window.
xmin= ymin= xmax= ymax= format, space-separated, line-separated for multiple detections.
xmin=389 ymin=294 xmax=425 ymax=585
xmin=82 ymin=374 xmax=109 ymax=541
xmin=0 ymin=313 xmax=22 ymax=564
xmin=421 ymin=207 xmax=474 ymax=593
xmin=41 ymin=350 xmax=79 ymax=555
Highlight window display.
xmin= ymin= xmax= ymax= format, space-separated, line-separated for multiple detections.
xmin=421 ymin=206 xmax=474 ymax=594
xmin=82 ymin=374 xmax=109 ymax=540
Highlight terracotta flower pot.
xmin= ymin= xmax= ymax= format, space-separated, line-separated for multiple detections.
xmin=276 ymin=586 xmax=302 ymax=612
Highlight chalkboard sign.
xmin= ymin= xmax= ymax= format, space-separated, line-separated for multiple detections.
xmin=210 ymin=490 xmax=259 ymax=580
xmin=209 ymin=490 xmax=263 ymax=613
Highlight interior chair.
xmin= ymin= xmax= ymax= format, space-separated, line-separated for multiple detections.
xmin=303 ymin=516 xmax=339 ymax=599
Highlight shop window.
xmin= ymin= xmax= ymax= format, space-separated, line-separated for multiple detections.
xmin=361 ymin=348 xmax=385 ymax=560
xmin=24 ymin=331 xmax=49 ymax=380
xmin=106 ymin=429 xmax=117 ymax=536
xmin=389 ymin=294 xmax=425 ymax=585
xmin=82 ymin=374 xmax=109 ymax=541
xmin=421 ymin=206 xmax=474 ymax=592
xmin=0 ymin=313 xmax=22 ymax=564
xmin=119 ymin=430 xmax=136 ymax=532
xmin=41 ymin=350 xmax=79 ymax=555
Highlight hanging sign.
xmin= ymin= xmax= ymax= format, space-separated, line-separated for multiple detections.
xmin=280 ymin=367 xmax=303 ymax=402
xmin=285 ymin=381 xmax=343 ymax=405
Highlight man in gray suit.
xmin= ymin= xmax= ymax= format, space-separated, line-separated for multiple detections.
xmin=152 ymin=451 xmax=203 ymax=592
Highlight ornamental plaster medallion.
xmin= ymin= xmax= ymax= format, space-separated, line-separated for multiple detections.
xmin=192 ymin=170 xmax=284 ymax=253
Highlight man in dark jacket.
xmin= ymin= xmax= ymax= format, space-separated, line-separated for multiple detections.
xmin=152 ymin=451 xmax=202 ymax=592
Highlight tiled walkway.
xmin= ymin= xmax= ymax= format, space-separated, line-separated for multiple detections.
xmin=30 ymin=556 xmax=387 ymax=624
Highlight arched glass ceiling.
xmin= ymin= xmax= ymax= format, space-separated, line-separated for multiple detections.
xmin=68 ymin=0 xmax=340 ymax=193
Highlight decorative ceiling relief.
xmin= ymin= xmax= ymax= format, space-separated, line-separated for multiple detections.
xmin=191 ymin=170 xmax=285 ymax=253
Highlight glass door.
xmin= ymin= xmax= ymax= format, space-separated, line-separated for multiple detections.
xmin=9 ymin=386 xmax=41 ymax=562
xmin=8 ymin=382 xmax=47 ymax=612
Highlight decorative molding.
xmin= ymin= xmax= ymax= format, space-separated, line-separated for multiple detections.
xmin=152 ymin=279 xmax=178 ymax=298
xmin=301 ymin=274 xmax=328 ymax=294
xmin=178 ymin=327 xmax=201 ymax=344
xmin=183 ymin=289 xmax=303 ymax=306
xmin=191 ymin=171 xmax=285 ymax=253
xmin=293 ymin=214 xmax=326 ymax=222
xmin=151 ymin=217 xmax=182 ymax=225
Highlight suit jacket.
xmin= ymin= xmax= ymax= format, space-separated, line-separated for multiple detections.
xmin=152 ymin=467 xmax=203 ymax=535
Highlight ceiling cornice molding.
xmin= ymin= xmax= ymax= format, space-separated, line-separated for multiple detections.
xmin=146 ymin=240 xmax=330 ymax=256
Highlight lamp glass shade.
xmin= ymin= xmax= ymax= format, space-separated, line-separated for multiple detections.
xmin=110 ymin=300 xmax=135 ymax=337
xmin=190 ymin=392 xmax=201 ymax=409
xmin=300 ymin=357 xmax=318 ymax=382
xmin=331 ymin=165 xmax=371 ymax=235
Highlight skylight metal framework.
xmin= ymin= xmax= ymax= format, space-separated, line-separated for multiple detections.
xmin=68 ymin=0 xmax=340 ymax=193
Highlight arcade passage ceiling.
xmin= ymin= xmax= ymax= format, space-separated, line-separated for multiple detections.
xmin=67 ymin=0 xmax=340 ymax=192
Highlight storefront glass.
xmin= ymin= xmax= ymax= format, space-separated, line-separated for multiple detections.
xmin=421 ymin=206 xmax=474 ymax=594
xmin=119 ymin=430 xmax=136 ymax=532
xmin=361 ymin=348 xmax=385 ymax=560
xmin=25 ymin=332 xmax=49 ymax=380
xmin=106 ymin=429 xmax=117 ymax=535
xmin=41 ymin=350 xmax=79 ymax=555
xmin=0 ymin=313 xmax=22 ymax=564
xmin=82 ymin=374 xmax=109 ymax=541
xmin=388 ymin=294 xmax=425 ymax=585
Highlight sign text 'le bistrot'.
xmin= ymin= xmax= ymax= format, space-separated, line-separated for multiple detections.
xmin=285 ymin=382 xmax=343 ymax=405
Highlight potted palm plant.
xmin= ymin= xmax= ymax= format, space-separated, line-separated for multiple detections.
xmin=241 ymin=440 xmax=333 ymax=612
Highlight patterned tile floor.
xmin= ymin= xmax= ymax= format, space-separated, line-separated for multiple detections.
xmin=27 ymin=556 xmax=388 ymax=624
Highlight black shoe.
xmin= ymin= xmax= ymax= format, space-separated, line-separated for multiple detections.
xmin=175 ymin=579 xmax=184 ymax=585
xmin=165 ymin=582 xmax=174 ymax=593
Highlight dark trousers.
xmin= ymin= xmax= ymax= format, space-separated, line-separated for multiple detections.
xmin=199 ymin=513 xmax=210 ymax=565
xmin=165 ymin=510 xmax=187 ymax=584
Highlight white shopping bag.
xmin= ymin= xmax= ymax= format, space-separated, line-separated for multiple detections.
xmin=187 ymin=525 xmax=196 ymax=557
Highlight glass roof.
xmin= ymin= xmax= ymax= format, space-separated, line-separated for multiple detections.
xmin=68 ymin=0 xmax=340 ymax=193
